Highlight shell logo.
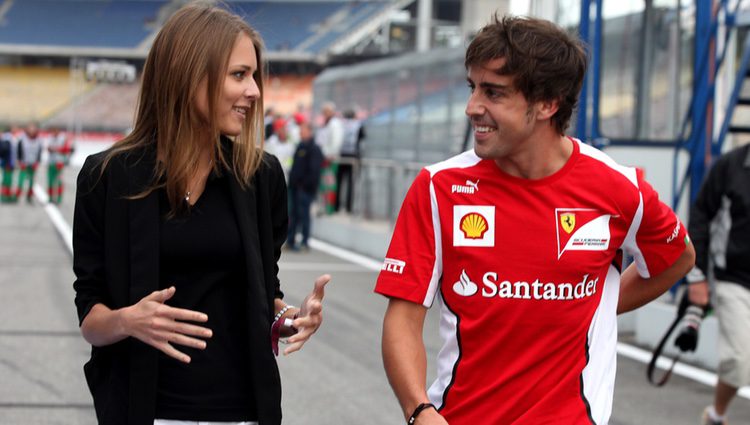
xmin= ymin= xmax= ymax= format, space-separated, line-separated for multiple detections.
xmin=460 ymin=212 xmax=488 ymax=239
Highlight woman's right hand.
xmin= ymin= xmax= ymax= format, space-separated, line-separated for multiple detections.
xmin=120 ymin=286 xmax=212 ymax=363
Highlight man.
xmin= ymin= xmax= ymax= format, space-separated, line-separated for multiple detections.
xmin=287 ymin=122 xmax=323 ymax=251
xmin=335 ymin=109 xmax=365 ymax=213
xmin=315 ymin=101 xmax=344 ymax=214
xmin=265 ymin=118 xmax=296 ymax=180
xmin=375 ymin=15 xmax=695 ymax=425
xmin=16 ymin=122 xmax=44 ymax=203
xmin=46 ymin=127 xmax=74 ymax=204
xmin=686 ymin=143 xmax=750 ymax=425
xmin=0 ymin=127 xmax=16 ymax=203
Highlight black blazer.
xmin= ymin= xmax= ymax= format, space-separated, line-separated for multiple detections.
xmin=73 ymin=142 xmax=288 ymax=425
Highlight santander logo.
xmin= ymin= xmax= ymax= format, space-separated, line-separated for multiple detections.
xmin=453 ymin=269 xmax=478 ymax=296
xmin=452 ymin=270 xmax=599 ymax=300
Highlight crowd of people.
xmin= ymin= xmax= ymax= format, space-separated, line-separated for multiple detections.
xmin=0 ymin=122 xmax=74 ymax=205
xmin=263 ymin=100 xmax=365 ymax=251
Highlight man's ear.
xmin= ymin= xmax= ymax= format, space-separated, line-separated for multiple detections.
xmin=535 ymin=98 xmax=560 ymax=121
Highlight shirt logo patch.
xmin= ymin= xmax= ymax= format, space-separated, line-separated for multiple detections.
xmin=382 ymin=258 xmax=406 ymax=274
xmin=451 ymin=179 xmax=479 ymax=194
xmin=454 ymin=205 xmax=495 ymax=247
xmin=560 ymin=213 xmax=576 ymax=233
xmin=460 ymin=212 xmax=488 ymax=239
xmin=453 ymin=269 xmax=478 ymax=296
xmin=666 ymin=214 xmax=681 ymax=243
xmin=555 ymin=208 xmax=612 ymax=259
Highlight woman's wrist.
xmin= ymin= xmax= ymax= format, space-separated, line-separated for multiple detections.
xmin=116 ymin=305 xmax=132 ymax=339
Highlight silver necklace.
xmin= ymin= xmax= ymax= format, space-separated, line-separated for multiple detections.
xmin=185 ymin=159 xmax=213 ymax=203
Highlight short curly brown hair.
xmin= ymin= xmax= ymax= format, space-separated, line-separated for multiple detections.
xmin=465 ymin=15 xmax=587 ymax=135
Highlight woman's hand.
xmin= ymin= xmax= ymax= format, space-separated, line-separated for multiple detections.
xmin=283 ymin=274 xmax=331 ymax=355
xmin=120 ymin=286 xmax=212 ymax=363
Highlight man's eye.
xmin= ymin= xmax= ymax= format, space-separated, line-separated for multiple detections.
xmin=486 ymin=90 xmax=501 ymax=99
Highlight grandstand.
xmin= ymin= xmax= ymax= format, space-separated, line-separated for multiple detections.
xmin=0 ymin=0 xmax=411 ymax=59
xmin=0 ymin=0 xmax=418 ymax=131
xmin=0 ymin=65 xmax=94 ymax=125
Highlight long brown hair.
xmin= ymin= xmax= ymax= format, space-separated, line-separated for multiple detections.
xmin=102 ymin=2 xmax=265 ymax=214
xmin=465 ymin=15 xmax=587 ymax=135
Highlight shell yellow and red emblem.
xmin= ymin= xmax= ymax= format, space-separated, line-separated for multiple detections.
xmin=460 ymin=212 xmax=488 ymax=239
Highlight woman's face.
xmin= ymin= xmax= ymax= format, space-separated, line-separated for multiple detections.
xmin=195 ymin=33 xmax=260 ymax=137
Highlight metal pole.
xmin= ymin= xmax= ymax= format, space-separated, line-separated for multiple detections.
xmin=416 ymin=0 xmax=432 ymax=52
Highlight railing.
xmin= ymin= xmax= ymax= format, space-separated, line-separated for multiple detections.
xmin=330 ymin=156 xmax=425 ymax=222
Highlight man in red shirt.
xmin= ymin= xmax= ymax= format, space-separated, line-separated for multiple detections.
xmin=375 ymin=15 xmax=695 ymax=425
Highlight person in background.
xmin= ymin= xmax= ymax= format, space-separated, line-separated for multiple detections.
xmin=16 ymin=122 xmax=43 ymax=203
xmin=314 ymin=101 xmax=343 ymax=214
xmin=287 ymin=122 xmax=323 ymax=251
xmin=375 ymin=15 xmax=695 ymax=425
xmin=264 ymin=117 xmax=296 ymax=180
xmin=46 ymin=127 xmax=74 ymax=204
xmin=335 ymin=108 xmax=365 ymax=213
xmin=0 ymin=126 xmax=17 ymax=203
xmin=72 ymin=4 xmax=330 ymax=425
xmin=264 ymin=106 xmax=276 ymax=141
xmin=687 ymin=143 xmax=750 ymax=425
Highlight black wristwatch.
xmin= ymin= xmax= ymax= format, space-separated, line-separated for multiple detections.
xmin=408 ymin=402 xmax=436 ymax=424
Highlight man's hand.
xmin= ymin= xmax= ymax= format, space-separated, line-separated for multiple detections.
xmin=687 ymin=280 xmax=710 ymax=306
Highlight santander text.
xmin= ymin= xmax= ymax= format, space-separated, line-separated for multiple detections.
xmin=480 ymin=273 xmax=599 ymax=300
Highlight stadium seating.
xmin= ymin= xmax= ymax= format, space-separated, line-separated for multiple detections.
xmin=229 ymin=1 xmax=392 ymax=54
xmin=265 ymin=74 xmax=314 ymax=114
xmin=0 ymin=1 xmax=394 ymax=55
xmin=46 ymin=82 xmax=139 ymax=132
xmin=44 ymin=74 xmax=314 ymax=132
xmin=0 ymin=66 xmax=93 ymax=124
xmin=0 ymin=0 xmax=166 ymax=48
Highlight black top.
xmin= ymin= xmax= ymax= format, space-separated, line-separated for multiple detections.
xmin=156 ymin=171 xmax=257 ymax=421
xmin=73 ymin=143 xmax=287 ymax=425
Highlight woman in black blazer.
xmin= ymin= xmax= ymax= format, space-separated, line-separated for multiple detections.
xmin=72 ymin=4 xmax=329 ymax=425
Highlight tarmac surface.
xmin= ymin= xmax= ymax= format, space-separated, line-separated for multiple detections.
xmin=0 ymin=164 xmax=748 ymax=424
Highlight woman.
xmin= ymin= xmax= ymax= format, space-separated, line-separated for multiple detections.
xmin=72 ymin=4 xmax=329 ymax=425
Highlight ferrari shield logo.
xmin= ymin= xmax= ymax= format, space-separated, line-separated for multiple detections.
xmin=560 ymin=213 xmax=576 ymax=234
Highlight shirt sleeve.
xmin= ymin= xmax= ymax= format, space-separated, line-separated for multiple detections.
xmin=72 ymin=154 xmax=110 ymax=325
xmin=374 ymin=169 xmax=441 ymax=307
xmin=629 ymin=172 xmax=689 ymax=279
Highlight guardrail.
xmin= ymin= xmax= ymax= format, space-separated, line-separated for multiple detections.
xmin=332 ymin=156 xmax=425 ymax=222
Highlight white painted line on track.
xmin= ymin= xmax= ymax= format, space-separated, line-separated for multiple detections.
xmin=279 ymin=261 xmax=376 ymax=272
xmin=34 ymin=184 xmax=73 ymax=257
xmin=310 ymin=236 xmax=750 ymax=399
xmin=308 ymin=238 xmax=382 ymax=271
xmin=617 ymin=343 xmax=749 ymax=399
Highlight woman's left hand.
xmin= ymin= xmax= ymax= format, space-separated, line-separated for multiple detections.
xmin=283 ymin=274 xmax=331 ymax=355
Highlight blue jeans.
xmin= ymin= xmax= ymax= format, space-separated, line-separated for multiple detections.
xmin=287 ymin=188 xmax=314 ymax=247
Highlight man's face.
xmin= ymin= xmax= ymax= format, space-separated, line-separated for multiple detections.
xmin=465 ymin=58 xmax=540 ymax=161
